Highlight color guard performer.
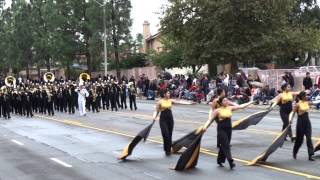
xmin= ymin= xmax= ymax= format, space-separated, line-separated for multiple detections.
xmin=203 ymin=98 xmax=253 ymax=169
xmin=153 ymin=90 xmax=174 ymax=156
xmin=293 ymin=91 xmax=315 ymax=161
xmin=128 ymin=82 xmax=137 ymax=111
xmin=274 ymin=83 xmax=299 ymax=142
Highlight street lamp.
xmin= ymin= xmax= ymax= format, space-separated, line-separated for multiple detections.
xmin=93 ymin=0 xmax=108 ymax=77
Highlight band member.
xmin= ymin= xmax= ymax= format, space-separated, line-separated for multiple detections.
xmin=120 ymin=81 xmax=127 ymax=109
xmin=128 ymin=82 xmax=137 ymax=111
xmin=116 ymin=82 xmax=121 ymax=108
xmin=91 ymin=87 xmax=99 ymax=113
xmin=39 ymin=88 xmax=48 ymax=114
xmin=274 ymin=83 xmax=299 ymax=142
xmin=293 ymin=91 xmax=315 ymax=161
xmin=78 ymin=85 xmax=89 ymax=116
xmin=2 ymin=88 xmax=11 ymax=119
xmin=110 ymin=80 xmax=118 ymax=111
xmin=67 ymin=85 xmax=77 ymax=114
xmin=57 ymin=87 xmax=64 ymax=112
xmin=204 ymin=98 xmax=253 ymax=169
xmin=102 ymin=82 xmax=110 ymax=110
xmin=21 ymin=89 xmax=33 ymax=117
xmin=47 ymin=89 xmax=54 ymax=116
xmin=154 ymin=90 xmax=174 ymax=155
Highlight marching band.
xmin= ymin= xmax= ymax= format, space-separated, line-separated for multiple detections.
xmin=0 ymin=72 xmax=138 ymax=119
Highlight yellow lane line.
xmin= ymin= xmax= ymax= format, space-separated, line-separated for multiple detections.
xmin=35 ymin=115 xmax=320 ymax=180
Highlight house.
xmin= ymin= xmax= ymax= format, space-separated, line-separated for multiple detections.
xmin=142 ymin=21 xmax=163 ymax=53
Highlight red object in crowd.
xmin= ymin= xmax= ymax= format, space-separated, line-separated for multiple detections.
xmin=189 ymin=85 xmax=198 ymax=92
xmin=159 ymin=82 xmax=167 ymax=90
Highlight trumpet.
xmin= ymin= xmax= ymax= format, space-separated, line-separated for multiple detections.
xmin=5 ymin=76 xmax=16 ymax=87
xmin=79 ymin=73 xmax=90 ymax=85
xmin=44 ymin=72 xmax=55 ymax=83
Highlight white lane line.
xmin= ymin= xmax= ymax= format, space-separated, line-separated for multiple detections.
xmin=197 ymin=111 xmax=209 ymax=114
xmin=50 ymin=158 xmax=72 ymax=168
xmin=11 ymin=140 xmax=24 ymax=146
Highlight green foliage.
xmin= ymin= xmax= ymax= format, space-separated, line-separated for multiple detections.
xmin=108 ymin=53 xmax=147 ymax=70
xmin=160 ymin=0 xmax=320 ymax=70
xmin=149 ymin=36 xmax=184 ymax=69
xmin=0 ymin=0 xmax=133 ymax=77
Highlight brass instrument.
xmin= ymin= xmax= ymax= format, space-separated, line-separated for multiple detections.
xmin=44 ymin=72 xmax=55 ymax=83
xmin=5 ymin=76 xmax=16 ymax=87
xmin=79 ymin=73 xmax=90 ymax=85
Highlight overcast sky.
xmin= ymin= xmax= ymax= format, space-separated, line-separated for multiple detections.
xmin=4 ymin=0 xmax=167 ymax=37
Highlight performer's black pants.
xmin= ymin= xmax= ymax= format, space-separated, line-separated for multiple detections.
xmin=24 ymin=102 xmax=33 ymax=117
xmin=120 ymin=95 xmax=127 ymax=109
xmin=116 ymin=94 xmax=121 ymax=108
xmin=103 ymin=95 xmax=110 ymax=110
xmin=217 ymin=119 xmax=233 ymax=164
xmin=159 ymin=109 xmax=174 ymax=153
xmin=110 ymin=95 xmax=118 ymax=111
xmin=68 ymin=99 xmax=75 ymax=114
xmin=129 ymin=95 xmax=137 ymax=110
xmin=91 ymin=101 xmax=99 ymax=113
xmin=280 ymin=110 xmax=292 ymax=138
xmin=293 ymin=113 xmax=314 ymax=156
xmin=47 ymin=102 xmax=54 ymax=116
xmin=2 ymin=102 xmax=10 ymax=119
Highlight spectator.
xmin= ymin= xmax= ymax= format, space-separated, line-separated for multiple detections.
xmin=144 ymin=76 xmax=150 ymax=97
xmin=303 ymin=72 xmax=313 ymax=90
xmin=236 ymin=72 xmax=245 ymax=87
xmin=186 ymin=75 xmax=193 ymax=89
xmin=285 ymin=72 xmax=295 ymax=88
xmin=147 ymin=79 xmax=157 ymax=100
xmin=201 ymin=75 xmax=210 ymax=98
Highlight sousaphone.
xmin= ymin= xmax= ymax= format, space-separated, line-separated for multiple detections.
xmin=79 ymin=73 xmax=90 ymax=85
xmin=5 ymin=76 xmax=16 ymax=87
xmin=44 ymin=72 xmax=55 ymax=83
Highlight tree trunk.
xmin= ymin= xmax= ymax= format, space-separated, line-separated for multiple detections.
xmin=26 ymin=64 xmax=30 ymax=80
xmin=46 ymin=57 xmax=50 ymax=72
xmin=86 ymin=51 xmax=92 ymax=75
xmin=37 ymin=64 xmax=41 ymax=80
xmin=230 ymin=59 xmax=238 ymax=74
xmin=111 ymin=0 xmax=121 ymax=80
xmin=191 ymin=64 xmax=196 ymax=75
xmin=302 ymin=52 xmax=312 ymax=66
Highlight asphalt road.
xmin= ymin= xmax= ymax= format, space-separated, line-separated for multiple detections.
xmin=0 ymin=99 xmax=319 ymax=180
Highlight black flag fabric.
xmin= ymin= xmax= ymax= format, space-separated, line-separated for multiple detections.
xmin=248 ymin=112 xmax=295 ymax=165
xmin=118 ymin=120 xmax=155 ymax=160
xmin=232 ymin=110 xmax=270 ymax=130
xmin=173 ymin=130 xmax=204 ymax=171
xmin=172 ymin=109 xmax=271 ymax=153
xmin=315 ymin=141 xmax=320 ymax=152
xmin=172 ymin=126 xmax=203 ymax=153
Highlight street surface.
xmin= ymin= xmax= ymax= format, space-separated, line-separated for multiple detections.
xmin=0 ymin=100 xmax=320 ymax=180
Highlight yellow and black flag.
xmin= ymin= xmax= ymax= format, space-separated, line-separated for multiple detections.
xmin=171 ymin=126 xmax=203 ymax=153
xmin=118 ymin=120 xmax=155 ymax=160
xmin=315 ymin=141 xmax=320 ymax=152
xmin=232 ymin=110 xmax=270 ymax=130
xmin=173 ymin=130 xmax=205 ymax=171
xmin=248 ymin=112 xmax=295 ymax=165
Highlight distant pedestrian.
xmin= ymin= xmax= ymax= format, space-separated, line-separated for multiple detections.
xmin=303 ymin=72 xmax=313 ymax=90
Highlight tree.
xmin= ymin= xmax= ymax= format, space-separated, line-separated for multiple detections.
xmin=108 ymin=0 xmax=132 ymax=79
xmin=160 ymin=0 xmax=320 ymax=73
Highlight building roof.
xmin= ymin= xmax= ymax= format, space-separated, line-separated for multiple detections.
xmin=146 ymin=32 xmax=161 ymax=41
